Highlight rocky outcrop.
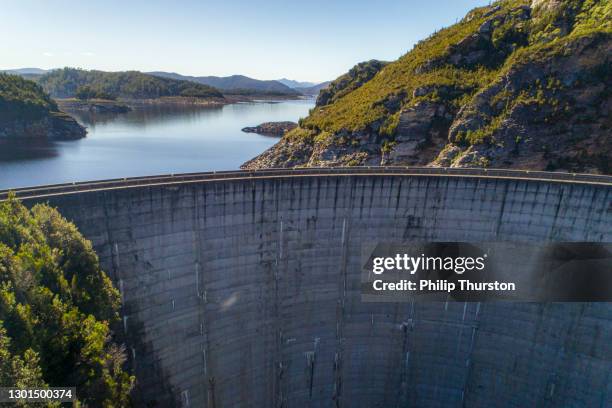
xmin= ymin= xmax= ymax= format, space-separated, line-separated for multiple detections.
xmin=0 ymin=112 xmax=86 ymax=141
xmin=244 ymin=0 xmax=611 ymax=175
xmin=0 ymin=73 xmax=87 ymax=142
xmin=241 ymin=121 xmax=297 ymax=136
xmin=434 ymin=33 xmax=611 ymax=173
xmin=384 ymin=101 xmax=452 ymax=165
xmin=242 ymin=129 xmax=314 ymax=169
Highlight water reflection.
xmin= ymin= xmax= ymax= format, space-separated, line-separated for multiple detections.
xmin=0 ymin=139 xmax=59 ymax=161
xmin=0 ymin=98 xmax=314 ymax=189
xmin=69 ymin=104 xmax=225 ymax=129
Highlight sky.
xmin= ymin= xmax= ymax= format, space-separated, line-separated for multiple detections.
xmin=2 ymin=0 xmax=491 ymax=83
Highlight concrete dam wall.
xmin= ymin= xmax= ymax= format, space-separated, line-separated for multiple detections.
xmin=10 ymin=168 xmax=612 ymax=407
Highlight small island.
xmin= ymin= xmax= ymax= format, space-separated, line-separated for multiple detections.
xmin=242 ymin=121 xmax=297 ymax=136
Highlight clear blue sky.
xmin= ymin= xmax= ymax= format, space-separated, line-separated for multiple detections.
xmin=2 ymin=0 xmax=490 ymax=83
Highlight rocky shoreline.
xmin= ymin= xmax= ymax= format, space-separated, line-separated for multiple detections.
xmin=242 ymin=121 xmax=297 ymax=136
xmin=123 ymin=96 xmax=230 ymax=108
xmin=0 ymin=111 xmax=86 ymax=141
xmin=56 ymin=98 xmax=131 ymax=114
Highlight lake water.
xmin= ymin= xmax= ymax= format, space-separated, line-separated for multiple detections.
xmin=0 ymin=99 xmax=314 ymax=189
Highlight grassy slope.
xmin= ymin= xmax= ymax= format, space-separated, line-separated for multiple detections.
xmin=298 ymin=0 xmax=610 ymax=142
xmin=302 ymin=1 xmax=519 ymax=135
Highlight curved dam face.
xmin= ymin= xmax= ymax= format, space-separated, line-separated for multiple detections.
xmin=15 ymin=169 xmax=612 ymax=407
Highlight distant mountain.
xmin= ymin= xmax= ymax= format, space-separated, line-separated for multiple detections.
xmin=1 ymin=68 xmax=49 ymax=75
xmin=276 ymin=78 xmax=317 ymax=89
xmin=148 ymin=72 xmax=299 ymax=95
xmin=294 ymin=81 xmax=331 ymax=96
xmin=38 ymin=68 xmax=223 ymax=99
xmin=1 ymin=68 xmax=50 ymax=81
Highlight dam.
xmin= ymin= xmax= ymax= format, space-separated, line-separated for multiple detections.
xmin=4 ymin=167 xmax=612 ymax=407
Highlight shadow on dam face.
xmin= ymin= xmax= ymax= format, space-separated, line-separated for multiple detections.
xmin=17 ymin=171 xmax=612 ymax=407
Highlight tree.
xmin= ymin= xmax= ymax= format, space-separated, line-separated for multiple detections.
xmin=74 ymin=85 xmax=116 ymax=101
xmin=0 ymin=195 xmax=134 ymax=406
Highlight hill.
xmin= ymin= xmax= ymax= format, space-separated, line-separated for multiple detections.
xmin=277 ymin=78 xmax=317 ymax=88
xmin=148 ymin=72 xmax=300 ymax=95
xmin=1 ymin=68 xmax=49 ymax=76
xmin=243 ymin=0 xmax=611 ymax=175
xmin=0 ymin=196 xmax=133 ymax=406
xmin=0 ymin=73 xmax=85 ymax=140
xmin=38 ymin=68 xmax=224 ymax=99
xmin=294 ymin=81 xmax=331 ymax=96
xmin=1 ymin=68 xmax=49 ymax=82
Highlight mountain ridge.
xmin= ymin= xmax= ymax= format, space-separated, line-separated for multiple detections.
xmin=277 ymin=78 xmax=317 ymax=88
xmin=243 ymin=0 xmax=612 ymax=175
xmin=1 ymin=68 xmax=49 ymax=75
xmin=5 ymin=68 xmax=330 ymax=97
xmin=148 ymin=72 xmax=299 ymax=95
xmin=38 ymin=68 xmax=224 ymax=100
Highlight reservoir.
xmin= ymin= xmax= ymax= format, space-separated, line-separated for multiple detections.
xmin=0 ymin=98 xmax=314 ymax=189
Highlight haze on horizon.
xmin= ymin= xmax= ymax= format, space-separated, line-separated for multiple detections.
xmin=2 ymin=0 xmax=490 ymax=83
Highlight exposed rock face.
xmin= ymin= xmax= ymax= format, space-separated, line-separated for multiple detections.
xmin=241 ymin=121 xmax=297 ymax=136
xmin=242 ymin=130 xmax=314 ymax=169
xmin=244 ymin=0 xmax=611 ymax=174
xmin=531 ymin=0 xmax=562 ymax=12
xmin=0 ymin=73 xmax=87 ymax=142
xmin=0 ymin=112 xmax=86 ymax=141
xmin=385 ymin=101 xmax=452 ymax=166
xmin=436 ymin=33 xmax=611 ymax=173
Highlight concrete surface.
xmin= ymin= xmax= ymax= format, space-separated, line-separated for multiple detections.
xmin=9 ymin=168 xmax=612 ymax=407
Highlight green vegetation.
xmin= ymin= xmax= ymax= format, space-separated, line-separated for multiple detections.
xmin=316 ymin=60 xmax=388 ymax=107
xmin=300 ymin=0 xmax=530 ymax=136
xmin=455 ymin=0 xmax=612 ymax=147
xmin=245 ymin=0 xmax=610 ymax=173
xmin=0 ymin=195 xmax=133 ymax=407
xmin=290 ymin=0 xmax=610 ymax=145
xmin=0 ymin=74 xmax=58 ymax=121
xmin=75 ymin=85 xmax=117 ymax=101
xmin=39 ymin=68 xmax=224 ymax=100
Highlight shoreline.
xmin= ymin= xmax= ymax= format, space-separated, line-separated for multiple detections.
xmin=56 ymin=98 xmax=131 ymax=113
xmin=55 ymin=94 xmax=309 ymax=110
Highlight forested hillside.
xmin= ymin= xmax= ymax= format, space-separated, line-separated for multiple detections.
xmin=39 ymin=68 xmax=224 ymax=99
xmin=244 ymin=0 xmax=611 ymax=174
xmin=0 ymin=74 xmax=85 ymax=140
xmin=148 ymin=72 xmax=299 ymax=95
xmin=0 ymin=196 xmax=133 ymax=406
